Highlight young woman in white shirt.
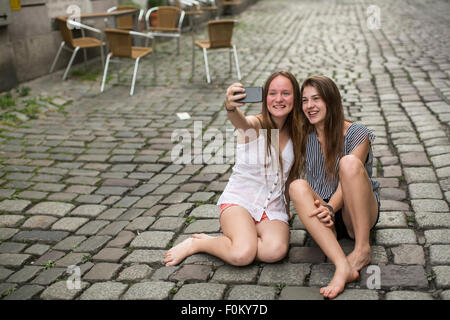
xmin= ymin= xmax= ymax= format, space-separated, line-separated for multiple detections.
xmin=164 ymin=70 xmax=303 ymax=267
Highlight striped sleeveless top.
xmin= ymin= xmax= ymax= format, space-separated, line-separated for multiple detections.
xmin=305 ymin=122 xmax=380 ymax=201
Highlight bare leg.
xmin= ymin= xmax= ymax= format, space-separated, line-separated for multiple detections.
xmin=191 ymin=219 xmax=289 ymax=263
xmin=164 ymin=206 xmax=258 ymax=266
xmin=191 ymin=233 xmax=212 ymax=240
xmin=339 ymin=155 xmax=379 ymax=271
xmin=255 ymin=219 xmax=290 ymax=263
xmin=289 ymin=179 xmax=358 ymax=299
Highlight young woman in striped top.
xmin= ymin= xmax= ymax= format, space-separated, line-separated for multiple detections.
xmin=289 ymin=75 xmax=380 ymax=299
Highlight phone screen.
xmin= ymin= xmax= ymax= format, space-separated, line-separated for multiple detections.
xmin=235 ymin=87 xmax=263 ymax=103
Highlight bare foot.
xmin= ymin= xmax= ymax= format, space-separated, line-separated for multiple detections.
xmin=320 ymin=262 xmax=359 ymax=299
xmin=164 ymin=238 xmax=196 ymax=266
xmin=347 ymin=248 xmax=371 ymax=272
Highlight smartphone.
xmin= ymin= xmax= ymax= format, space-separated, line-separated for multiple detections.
xmin=235 ymin=86 xmax=263 ymax=103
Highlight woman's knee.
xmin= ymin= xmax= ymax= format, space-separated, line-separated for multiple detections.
xmin=289 ymin=179 xmax=310 ymax=199
xmin=229 ymin=244 xmax=257 ymax=266
xmin=339 ymin=155 xmax=364 ymax=179
xmin=258 ymin=240 xmax=289 ymax=263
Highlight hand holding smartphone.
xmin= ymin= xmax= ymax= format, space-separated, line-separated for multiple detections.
xmin=234 ymin=86 xmax=263 ymax=103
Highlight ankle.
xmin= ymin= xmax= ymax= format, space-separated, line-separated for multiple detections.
xmin=354 ymin=245 xmax=371 ymax=255
xmin=335 ymin=258 xmax=352 ymax=270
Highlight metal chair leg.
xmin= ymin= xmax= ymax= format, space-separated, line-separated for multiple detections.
xmin=229 ymin=49 xmax=232 ymax=74
xmin=151 ymin=37 xmax=157 ymax=55
xmin=50 ymin=41 xmax=65 ymax=73
xmin=177 ymin=37 xmax=180 ymax=56
xmin=130 ymin=57 xmax=140 ymax=96
xmin=152 ymin=52 xmax=157 ymax=81
xmin=202 ymin=48 xmax=211 ymax=84
xmin=83 ymin=48 xmax=88 ymax=70
xmin=232 ymin=45 xmax=241 ymax=80
xmin=62 ymin=47 xmax=80 ymax=80
xmin=192 ymin=44 xmax=196 ymax=80
xmin=100 ymin=44 xmax=105 ymax=67
xmin=101 ymin=53 xmax=112 ymax=93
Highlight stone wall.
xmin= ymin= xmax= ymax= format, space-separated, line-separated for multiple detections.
xmin=0 ymin=0 xmax=118 ymax=92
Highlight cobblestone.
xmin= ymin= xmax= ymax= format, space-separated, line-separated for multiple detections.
xmin=334 ymin=289 xmax=379 ymax=300
xmin=79 ymin=281 xmax=128 ymax=300
xmin=83 ymin=263 xmax=122 ymax=281
xmin=26 ymin=202 xmax=74 ymax=217
xmin=40 ymin=281 xmax=89 ymax=300
xmin=432 ymin=266 xmax=450 ymax=289
xmin=259 ymin=263 xmax=310 ymax=286
xmin=173 ymin=283 xmax=227 ymax=300
xmin=22 ymin=216 xmax=58 ymax=230
xmin=117 ymin=265 xmax=153 ymax=282
xmin=211 ymin=265 xmax=259 ymax=283
xmin=12 ymin=230 xmax=69 ymax=244
xmin=0 ymin=0 xmax=449 ymax=301
xmin=360 ymin=265 xmax=429 ymax=289
xmin=6 ymin=266 xmax=42 ymax=283
xmin=424 ymin=230 xmax=450 ymax=244
xmin=391 ymin=245 xmax=425 ymax=265
xmin=385 ymin=291 xmax=434 ymax=300
xmin=227 ymin=285 xmax=276 ymax=300
xmin=375 ymin=229 xmax=417 ymax=245
xmin=51 ymin=217 xmax=89 ymax=232
xmin=3 ymin=284 xmax=44 ymax=300
xmin=0 ymin=200 xmax=31 ymax=213
xmin=130 ymin=231 xmax=174 ymax=249
xmin=122 ymin=281 xmax=175 ymax=300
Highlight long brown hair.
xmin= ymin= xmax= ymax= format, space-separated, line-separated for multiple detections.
xmin=258 ymin=70 xmax=303 ymax=181
xmin=299 ymin=75 xmax=345 ymax=181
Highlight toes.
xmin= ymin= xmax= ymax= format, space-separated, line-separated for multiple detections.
xmin=320 ymin=286 xmax=331 ymax=298
xmin=328 ymin=287 xmax=338 ymax=299
xmin=164 ymin=257 xmax=175 ymax=266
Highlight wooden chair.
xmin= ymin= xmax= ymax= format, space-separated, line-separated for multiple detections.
xmin=100 ymin=28 xmax=156 ymax=96
xmin=199 ymin=0 xmax=219 ymax=20
xmin=171 ymin=0 xmax=205 ymax=31
xmin=145 ymin=6 xmax=185 ymax=55
xmin=192 ymin=19 xmax=241 ymax=83
xmin=220 ymin=0 xmax=241 ymax=17
xmin=106 ymin=5 xmax=144 ymax=31
xmin=49 ymin=18 xmax=105 ymax=80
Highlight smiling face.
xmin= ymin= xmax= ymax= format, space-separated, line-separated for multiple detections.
xmin=266 ymin=75 xmax=294 ymax=121
xmin=302 ymin=85 xmax=327 ymax=127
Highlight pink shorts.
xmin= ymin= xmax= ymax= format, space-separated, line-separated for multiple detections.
xmin=219 ymin=203 xmax=269 ymax=224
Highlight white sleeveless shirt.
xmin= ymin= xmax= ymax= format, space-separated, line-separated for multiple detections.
xmin=217 ymin=133 xmax=294 ymax=224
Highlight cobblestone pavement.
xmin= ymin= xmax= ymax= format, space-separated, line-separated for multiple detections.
xmin=0 ymin=0 xmax=449 ymax=300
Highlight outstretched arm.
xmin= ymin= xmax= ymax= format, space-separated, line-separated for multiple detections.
xmin=225 ymin=83 xmax=261 ymax=131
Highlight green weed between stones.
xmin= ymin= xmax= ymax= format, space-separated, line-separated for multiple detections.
xmin=0 ymin=87 xmax=69 ymax=127
xmin=185 ymin=216 xmax=197 ymax=225
xmin=276 ymin=282 xmax=286 ymax=295
xmin=0 ymin=287 xmax=16 ymax=298
xmin=82 ymin=254 xmax=92 ymax=263
xmin=44 ymin=260 xmax=55 ymax=270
